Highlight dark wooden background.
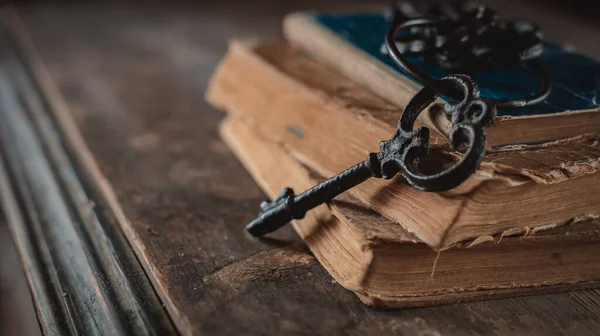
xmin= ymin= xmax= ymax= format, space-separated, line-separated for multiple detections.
xmin=2 ymin=1 xmax=600 ymax=335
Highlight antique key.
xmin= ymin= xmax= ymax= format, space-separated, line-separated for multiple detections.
xmin=247 ymin=74 xmax=496 ymax=236
xmin=247 ymin=2 xmax=550 ymax=236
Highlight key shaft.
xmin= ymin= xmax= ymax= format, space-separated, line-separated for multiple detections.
xmin=246 ymin=157 xmax=376 ymax=236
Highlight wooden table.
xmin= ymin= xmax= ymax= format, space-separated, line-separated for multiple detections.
xmin=2 ymin=2 xmax=600 ymax=335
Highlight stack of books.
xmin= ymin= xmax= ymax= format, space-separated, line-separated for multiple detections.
xmin=206 ymin=10 xmax=600 ymax=307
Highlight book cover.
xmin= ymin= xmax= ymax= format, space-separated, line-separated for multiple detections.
xmin=310 ymin=11 xmax=600 ymax=118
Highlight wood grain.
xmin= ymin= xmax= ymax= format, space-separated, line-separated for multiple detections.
xmin=9 ymin=2 xmax=600 ymax=335
xmin=0 ymin=12 xmax=177 ymax=335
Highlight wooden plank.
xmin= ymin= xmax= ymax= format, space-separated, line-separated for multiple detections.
xmin=0 ymin=10 xmax=176 ymax=336
xmin=0 ymin=211 xmax=41 ymax=336
xmin=12 ymin=2 xmax=600 ymax=335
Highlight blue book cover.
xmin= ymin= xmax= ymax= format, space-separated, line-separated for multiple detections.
xmin=311 ymin=12 xmax=600 ymax=118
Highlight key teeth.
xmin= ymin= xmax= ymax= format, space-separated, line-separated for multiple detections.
xmin=278 ymin=188 xmax=306 ymax=220
xmin=259 ymin=200 xmax=271 ymax=212
xmin=259 ymin=187 xmax=295 ymax=214
xmin=276 ymin=187 xmax=294 ymax=201
xmin=249 ymin=187 xmax=298 ymax=237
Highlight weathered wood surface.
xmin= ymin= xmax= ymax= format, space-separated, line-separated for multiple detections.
xmin=12 ymin=2 xmax=600 ymax=335
xmin=0 ymin=211 xmax=41 ymax=336
xmin=0 ymin=13 xmax=177 ymax=335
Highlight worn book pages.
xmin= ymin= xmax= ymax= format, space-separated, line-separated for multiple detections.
xmin=220 ymin=115 xmax=600 ymax=307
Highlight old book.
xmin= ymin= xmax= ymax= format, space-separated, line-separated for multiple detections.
xmin=220 ymin=115 xmax=600 ymax=307
xmin=206 ymin=40 xmax=600 ymax=249
xmin=283 ymin=11 xmax=600 ymax=148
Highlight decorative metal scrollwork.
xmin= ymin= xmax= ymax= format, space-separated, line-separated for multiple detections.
xmin=384 ymin=1 xmax=544 ymax=71
xmin=382 ymin=1 xmax=551 ymax=108
xmin=380 ymin=74 xmax=495 ymax=191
